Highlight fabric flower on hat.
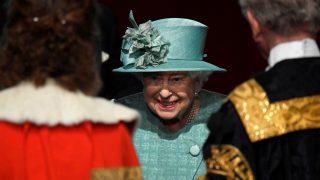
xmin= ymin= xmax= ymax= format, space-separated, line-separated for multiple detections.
xmin=123 ymin=11 xmax=170 ymax=69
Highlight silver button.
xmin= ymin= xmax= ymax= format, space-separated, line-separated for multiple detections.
xmin=190 ymin=145 xmax=200 ymax=156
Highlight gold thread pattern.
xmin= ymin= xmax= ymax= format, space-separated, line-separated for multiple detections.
xmin=229 ymin=79 xmax=320 ymax=142
xmin=91 ymin=167 xmax=142 ymax=180
xmin=202 ymin=145 xmax=254 ymax=180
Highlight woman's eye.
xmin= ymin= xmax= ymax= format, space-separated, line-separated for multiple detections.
xmin=151 ymin=76 xmax=160 ymax=81
xmin=170 ymin=76 xmax=183 ymax=82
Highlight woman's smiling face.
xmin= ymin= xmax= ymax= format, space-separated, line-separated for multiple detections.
xmin=143 ymin=72 xmax=198 ymax=121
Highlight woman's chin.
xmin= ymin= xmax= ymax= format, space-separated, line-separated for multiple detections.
xmin=156 ymin=112 xmax=178 ymax=120
xmin=155 ymin=105 xmax=180 ymax=119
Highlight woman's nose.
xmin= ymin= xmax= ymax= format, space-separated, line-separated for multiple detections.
xmin=159 ymin=88 xmax=172 ymax=98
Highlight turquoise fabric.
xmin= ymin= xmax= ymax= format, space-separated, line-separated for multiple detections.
xmin=117 ymin=90 xmax=225 ymax=180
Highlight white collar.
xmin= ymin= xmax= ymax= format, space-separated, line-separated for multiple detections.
xmin=267 ymin=38 xmax=320 ymax=70
xmin=0 ymin=80 xmax=140 ymax=127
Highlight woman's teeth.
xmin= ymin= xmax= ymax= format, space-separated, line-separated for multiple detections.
xmin=162 ymin=102 xmax=174 ymax=106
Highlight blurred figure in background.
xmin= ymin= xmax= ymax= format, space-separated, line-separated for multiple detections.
xmin=96 ymin=3 xmax=143 ymax=100
xmin=0 ymin=0 xmax=142 ymax=179
xmin=201 ymin=0 xmax=320 ymax=179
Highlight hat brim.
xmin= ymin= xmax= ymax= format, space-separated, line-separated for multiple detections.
xmin=112 ymin=59 xmax=226 ymax=73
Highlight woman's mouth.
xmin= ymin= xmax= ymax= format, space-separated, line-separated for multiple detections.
xmin=158 ymin=101 xmax=177 ymax=110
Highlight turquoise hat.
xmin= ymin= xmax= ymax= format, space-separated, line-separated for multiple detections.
xmin=113 ymin=11 xmax=226 ymax=73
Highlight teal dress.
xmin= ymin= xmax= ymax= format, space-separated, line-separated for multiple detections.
xmin=117 ymin=90 xmax=225 ymax=180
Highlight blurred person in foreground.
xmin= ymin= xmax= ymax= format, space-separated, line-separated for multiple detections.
xmin=200 ymin=0 xmax=320 ymax=179
xmin=0 ymin=0 xmax=142 ymax=179
xmin=114 ymin=11 xmax=226 ymax=179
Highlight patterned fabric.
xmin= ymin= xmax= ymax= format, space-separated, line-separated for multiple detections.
xmin=118 ymin=90 xmax=225 ymax=180
xmin=203 ymin=145 xmax=254 ymax=180
xmin=92 ymin=167 xmax=142 ymax=180
xmin=229 ymin=79 xmax=320 ymax=142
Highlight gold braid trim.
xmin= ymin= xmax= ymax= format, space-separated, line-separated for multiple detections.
xmin=229 ymin=79 xmax=320 ymax=142
xmin=91 ymin=166 xmax=142 ymax=180
xmin=203 ymin=145 xmax=254 ymax=180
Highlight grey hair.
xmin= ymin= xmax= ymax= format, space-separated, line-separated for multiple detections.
xmin=239 ymin=0 xmax=320 ymax=35
xmin=188 ymin=71 xmax=212 ymax=89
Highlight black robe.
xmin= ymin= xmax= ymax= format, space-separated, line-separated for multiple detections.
xmin=202 ymin=57 xmax=320 ymax=180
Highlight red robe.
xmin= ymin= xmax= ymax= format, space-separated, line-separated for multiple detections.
xmin=0 ymin=80 xmax=142 ymax=180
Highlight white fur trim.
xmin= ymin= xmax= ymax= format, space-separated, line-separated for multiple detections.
xmin=0 ymin=80 xmax=140 ymax=126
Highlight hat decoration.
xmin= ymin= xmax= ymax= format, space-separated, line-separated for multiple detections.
xmin=122 ymin=11 xmax=170 ymax=69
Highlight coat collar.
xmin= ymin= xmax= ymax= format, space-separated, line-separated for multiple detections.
xmin=0 ymin=80 xmax=140 ymax=126
xmin=267 ymin=38 xmax=320 ymax=70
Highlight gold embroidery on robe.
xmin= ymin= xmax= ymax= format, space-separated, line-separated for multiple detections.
xmin=204 ymin=145 xmax=254 ymax=180
xmin=91 ymin=167 xmax=142 ymax=180
xmin=229 ymin=79 xmax=320 ymax=142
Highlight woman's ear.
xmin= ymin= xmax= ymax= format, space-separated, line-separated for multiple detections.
xmin=195 ymin=81 xmax=201 ymax=94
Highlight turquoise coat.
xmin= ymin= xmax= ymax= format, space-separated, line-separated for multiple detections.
xmin=117 ymin=90 xmax=225 ymax=180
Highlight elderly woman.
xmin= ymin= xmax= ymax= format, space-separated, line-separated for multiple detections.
xmin=0 ymin=1 xmax=141 ymax=179
xmin=114 ymin=12 xmax=226 ymax=180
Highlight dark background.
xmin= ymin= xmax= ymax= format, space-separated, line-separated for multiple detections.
xmin=1 ymin=0 xmax=319 ymax=98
